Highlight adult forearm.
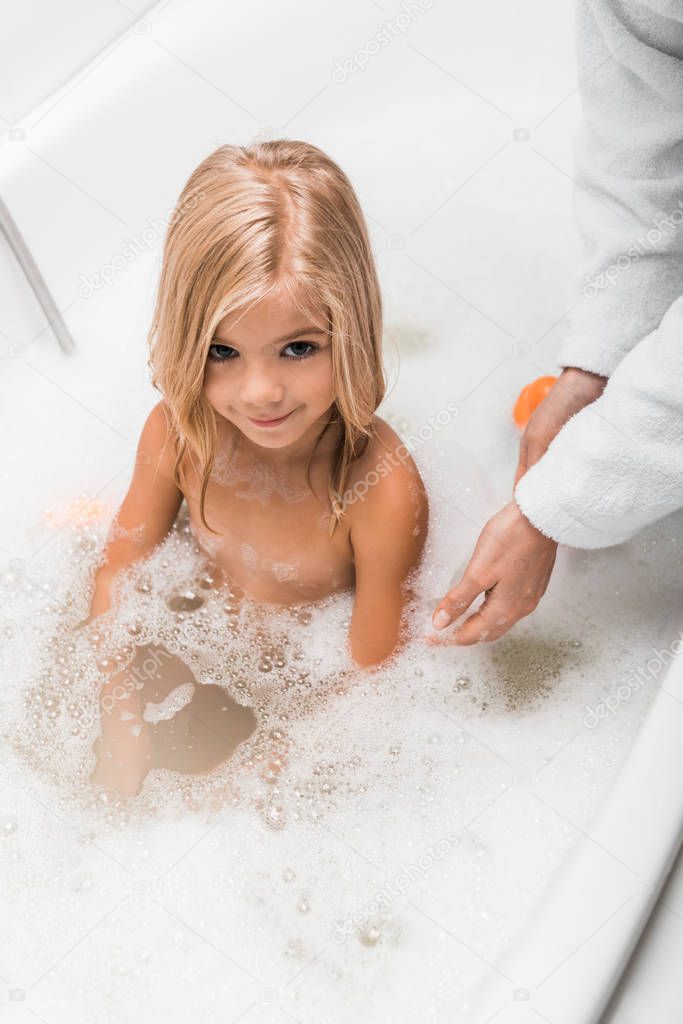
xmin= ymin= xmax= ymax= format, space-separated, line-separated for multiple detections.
xmin=515 ymin=295 xmax=683 ymax=548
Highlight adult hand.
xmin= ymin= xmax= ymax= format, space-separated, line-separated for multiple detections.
xmin=514 ymin=366 xmax=607 ymax=486
xmin=428 ymin=501 xmax=558 ymax=645
xmin=429 ymin=366 xmax=607 ymax=645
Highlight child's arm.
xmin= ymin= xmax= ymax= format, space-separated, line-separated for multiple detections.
xmin=347 ymin=449 xmax=428 ymax=669
xmin=85 ymin=401 xmax=184 ymax=624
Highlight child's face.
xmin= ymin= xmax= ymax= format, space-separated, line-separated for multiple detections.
xmin=203 ymin=285 xmax=336 ymax=454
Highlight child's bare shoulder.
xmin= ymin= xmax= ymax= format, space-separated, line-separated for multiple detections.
xmin=138 ymin=400 xmax=183 ymax=484
xmin=345 ymin=415 xmax=428 ymax=592
xmin=346 ymin=415 xmax=428 ymax=519
xmin=350 ymin=415 xmax=423 ymax=481
xmin=141 ymin=399 xmax=174 ymax=441
xmin=139 ymin=399 xmax=174 ymax=451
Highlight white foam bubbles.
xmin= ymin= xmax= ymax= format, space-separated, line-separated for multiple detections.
xmin=1 ymin=416 xmax=681 ymax=1022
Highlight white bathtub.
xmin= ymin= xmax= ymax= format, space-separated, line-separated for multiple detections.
xmin=2 ymin=2 xmax=682 ymax=1021
xmin=466 ymin=639 xmax=683 ymax=1023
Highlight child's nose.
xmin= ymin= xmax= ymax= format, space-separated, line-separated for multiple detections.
xmin=239 ymin=359 xmax=285 ymax=408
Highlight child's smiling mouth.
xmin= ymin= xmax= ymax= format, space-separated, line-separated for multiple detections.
xmin=245 ymin=409 xmax=297 ymax=428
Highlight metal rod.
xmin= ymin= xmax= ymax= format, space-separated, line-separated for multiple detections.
xmin=0 ymin=195 xmax=76 ymax=354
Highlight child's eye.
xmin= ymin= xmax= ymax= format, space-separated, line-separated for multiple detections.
xmin=207 ymin=340 xmax=319 ymax=362
xmin=283 ymin=341 xmax=318 ymax=359
xmin=207 ymin=343 xmax=237 ymax=362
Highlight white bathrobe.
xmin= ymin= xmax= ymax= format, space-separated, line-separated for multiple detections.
xmin=514 ymin=0 xmax=683 ymax=548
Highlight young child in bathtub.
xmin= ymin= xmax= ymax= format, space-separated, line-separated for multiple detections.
xmin=85 ymin=140 xmax=429 ymax=796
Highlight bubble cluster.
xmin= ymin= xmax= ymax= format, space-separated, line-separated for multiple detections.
xmin=0 ymin=428 xmax=681 ymax=1023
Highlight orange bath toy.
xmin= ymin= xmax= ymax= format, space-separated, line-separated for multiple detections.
xmin=513 ymin=375 xmax=558 ymax=428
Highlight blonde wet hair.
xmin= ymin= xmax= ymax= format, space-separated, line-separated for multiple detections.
xmin=147 ymin=139 xmax=385 ymax=537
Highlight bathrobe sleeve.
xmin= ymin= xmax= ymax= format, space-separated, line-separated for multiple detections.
xmin=513 ymin=0 xmax=683 ymax=549
xmin=555 ymin=0 xmax=683 ymax=377
xmin=514 ymin=295 xmax=683 ymax=548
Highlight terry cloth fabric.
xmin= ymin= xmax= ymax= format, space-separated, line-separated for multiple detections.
xmin=515 ymin=294 xmax=683 ymax=548
xmin=515 ymin=0 xmax=683 ymax=547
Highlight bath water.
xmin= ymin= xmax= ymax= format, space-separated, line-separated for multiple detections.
xmin=0 ymin=425 xmax=681 ymax=1023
